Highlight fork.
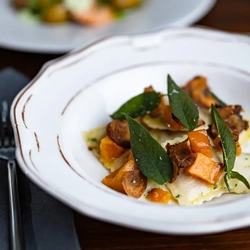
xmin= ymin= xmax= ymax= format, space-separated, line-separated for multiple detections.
xmin=0 ymin=101 xmax=24 ymax=250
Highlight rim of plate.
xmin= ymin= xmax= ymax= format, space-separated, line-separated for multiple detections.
xmin=11 ymin=26 xmax=250 ymax=235
xmin=0 ymin=0 xmax=216 ymax=53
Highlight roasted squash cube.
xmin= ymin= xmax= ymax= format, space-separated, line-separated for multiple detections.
xmin=188 ymin=129 xmax=213 ymax=158
xmin=147 ymin=188 xmax=171 ymax=204
xmin=185 ymin=153 xmax=223 ymax=184
xmin=100 ymin=136 xmax=125 ymax=162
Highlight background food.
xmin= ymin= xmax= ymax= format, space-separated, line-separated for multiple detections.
xmin=13 ymin=0 xmax=144 ymax=26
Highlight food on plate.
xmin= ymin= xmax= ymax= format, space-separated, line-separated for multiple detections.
xmin=83 ymin=75 xmax=250 ymax=205
xmin=13 ymin=0 xmax=144 ymax=26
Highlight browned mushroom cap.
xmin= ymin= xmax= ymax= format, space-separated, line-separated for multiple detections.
xmin=122 ymin=170 xmax=147 ymax=198
xmin=166 ymin=140 xmax=196 ymax=183
xmin=183 ymin=76 xmax=218 ymax=109
xmin=217 ymin=105 xmax=249 ymax=133
xmin=13 ymin=0 xmax=29 ymax=9
xmin=106 ymin=120 xmax=130 ymax=148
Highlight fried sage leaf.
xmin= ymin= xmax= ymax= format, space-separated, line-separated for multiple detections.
xmin=167 ymin=75 xmax=199 ymax=131
xmin=111 ymin=92 xmax=161 ymax=120
xmin=211 ymin=104 xmax=250 ymax=190
xmin=209 ymin=91 xmax=227 ymax=107
xmin=125 ymin=114 xmax=172 ymax=184
xmin=211 ymin=104 xmax=236 ymax=175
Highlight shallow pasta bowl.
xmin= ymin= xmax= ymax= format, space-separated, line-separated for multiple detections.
xmin=11 ymin=27 xmax=250 ymax=235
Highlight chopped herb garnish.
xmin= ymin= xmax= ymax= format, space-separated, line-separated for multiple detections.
xmin=89 ymin=138 xmax=97 ymax=142
xmin=114 ymin=10 xmax=125 ymax=19
xmin=111 ymin=92 xmax=161 ymax=120
xmin=211 ymin=104 xmax=250 ymax=190
xmin=213 ymin=184 xmax=218 ymax=190
xmin=167 ymin=75 xmax=199 ymax=131
xmin=125 ymin=114 xmax=172 ymax=184
xmin=175 ymin=194 xmax=181 ymax=198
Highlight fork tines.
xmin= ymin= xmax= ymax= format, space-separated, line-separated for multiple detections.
xmin=0 ymin=101 xmax=15 ymax=148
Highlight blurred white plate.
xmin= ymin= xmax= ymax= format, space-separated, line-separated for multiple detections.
xmin=0 ymin=0 xmax=216 ymax=53
xmin=11 ymin=27 xmax=250 ymax=235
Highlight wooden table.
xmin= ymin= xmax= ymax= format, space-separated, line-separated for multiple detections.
xmin=1 ymin=0 xmax=250 ymax=249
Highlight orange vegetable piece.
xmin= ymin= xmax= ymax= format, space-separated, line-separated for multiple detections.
xmin=185 ymin=153 xmax=224 ymax=185
xmin=128 ymin=150 xmax=134 ymax=161
xmin=102 ymin=160 xmax=137 ymax=194
xmin=100 ymin=136 xmax=125 ymax=162
xmin=144 ymin=86 xmax=166 ymax=117
xmin=102 ymin=160 xmax=147 ymax=198
xmin=236 ymin=141 xmax=241 ymax=156
xmin=188 ymin=129 xmax=213 ymax=158
xmin=147 ymin=188 xmax=171 ymax=204
xmin=213 ymin=135 xmax=222 ymax=152
xmin=162 ymin=105 xmax=185 ymax=131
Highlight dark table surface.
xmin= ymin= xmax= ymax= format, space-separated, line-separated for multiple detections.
xmin=1 ymin=0 xmax=250 ymax=249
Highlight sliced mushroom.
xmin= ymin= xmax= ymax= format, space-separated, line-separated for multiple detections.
xmin=217 ymin=105 xmax=249 ymax=133
xmin=102 ymin=159 xmax=146 ymax=198
xmin=183 ymin=76 xmax=218 ymax=108
xmin=106 ymin=120 xmax=130 ymax=148
xmin=166 ymin=140 xmax=196 ymax=183
xmin=122 ymin=170 xmax=147 ymax=198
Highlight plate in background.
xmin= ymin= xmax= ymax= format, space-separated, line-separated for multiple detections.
xmin=0 ymin=0 xmax=216 ymax=53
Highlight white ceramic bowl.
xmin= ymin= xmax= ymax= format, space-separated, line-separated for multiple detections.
xmin=11 ymin=27 xmax=250 ymax=235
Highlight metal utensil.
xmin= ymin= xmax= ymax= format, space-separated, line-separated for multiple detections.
xmin=0 ymin=101 xmax=24 ymax=250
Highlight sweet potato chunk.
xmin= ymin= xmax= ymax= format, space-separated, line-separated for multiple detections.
xmin=185 ymin=153 xmax=224 ymax=185
xmin=102 ymin=160 xmax=137 ymax=193
xmin=147 ymin=188 xmax=171 ymax=204
xmin=102 ymin=160 xmax=146 ymax=198
xmin=100 ymin=136 xmax=125 ymax=162
xmin=162 ymin=105 xmax=185 ymax=131
xmin=188 ymin=129 xmax=213 ymax=158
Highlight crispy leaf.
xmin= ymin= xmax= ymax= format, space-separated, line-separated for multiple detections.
xmin=111 ymin=92 xmax=161 ymax=120
xmin=224 ymin=174 xmax=231 ymax=191
xmin=125 ymin=114 xmax=172 ymax=184
xmin=209 ymin=91 xmax=227 ymax=107
xmin=231 ymin=171 xmax=250 ymax=189
xmin=211 ymin=104 xmax=236 ymax=176
xmin=211 ymin=105 xmax=250 ymax=190
xmin=167 ymin=75 xmax=199 ymax=131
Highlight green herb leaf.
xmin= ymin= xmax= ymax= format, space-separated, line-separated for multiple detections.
xmin=211 ymin=105 xmax=250 ymax=190
xmin=231 ymin=171 xmax=250 ymax=189
xmin=111 ymin=92 xmax=161 ymax=120
xmin=167 ymin=75 xmax=199 ymax=131
xmin=125 ymin=114 xmax=172 ymax=184
xmin=209 ymin=91 xmax=227 ymax=107
xmin=224 ymin=173 xmax=231 ymax=191
xmin=211 ymin=104 xmax=236 ymax=177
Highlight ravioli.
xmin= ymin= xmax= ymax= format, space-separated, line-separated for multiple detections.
xmin=83 ymin=75 xmax=250 ymax=206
